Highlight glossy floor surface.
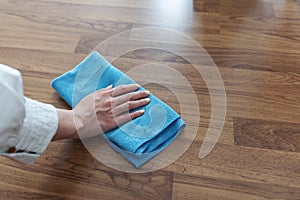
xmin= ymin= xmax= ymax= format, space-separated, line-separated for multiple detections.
xmin=0 ymin=0 xmax=299 ymax=199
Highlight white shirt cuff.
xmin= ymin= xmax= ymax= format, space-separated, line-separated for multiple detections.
xmin=4 ymin=98 xmax=58 ymax=164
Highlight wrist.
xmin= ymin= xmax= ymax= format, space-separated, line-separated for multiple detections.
xmin=52 ymin=109 xmax=77 ymax=141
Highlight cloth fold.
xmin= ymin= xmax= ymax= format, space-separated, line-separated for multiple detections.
xmin=51 ymin=51 xmax=185 ymax=168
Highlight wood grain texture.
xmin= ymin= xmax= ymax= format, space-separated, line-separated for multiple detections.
xmin=173 ymin=173 xmax=300 ymax=200
xmin=0 ymin=0 xmax=300 ymax=199
xmin=234 ymin=117 xmax=300 ymax=152
xmin=0 ymin=141 xmax=174 ymax=200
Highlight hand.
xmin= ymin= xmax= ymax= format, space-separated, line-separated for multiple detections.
xmin=52 ymin=84 xmax=150 ymax=140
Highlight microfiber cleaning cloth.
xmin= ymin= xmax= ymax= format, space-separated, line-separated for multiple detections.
xmin=51 ymin=51 xmax=186 ymax=168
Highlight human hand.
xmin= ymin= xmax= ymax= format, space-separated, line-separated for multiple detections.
xmin=53 ymin=84 xmax=150 ymax=140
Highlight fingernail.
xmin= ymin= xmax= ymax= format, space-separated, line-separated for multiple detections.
xmin=145 ymin=90 xmax=150 ymax=95
xmin=145 ymin=98 xmax=151 ymax=103
xmin=139 ymin=110 xmax=145 ymax=114
xmin=106 ymin=85 xmax=113 ymax=88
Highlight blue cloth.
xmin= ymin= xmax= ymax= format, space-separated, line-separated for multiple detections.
xmin=51 ymin=51 xmax=186 ymax=168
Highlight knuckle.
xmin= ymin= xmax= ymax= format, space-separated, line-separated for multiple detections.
xmin=95 ymin=91 xmax=104 ymax=100
xmin=128 ymin=101 xmax=134 ymax=109
xmin=107 ymin=110 xmax=113 ymax=116
xmin=101 ymin=91 xmax=111 ymax=98
xmin=111 ymin=99 xmax=117 ymax=107
xmin=105 ymin=118 xmax=115 ymax=126
xmin=126 ymin=94 xmax=133 ymax=101
xmin=118 ymin=115 xmax=129 ymax=123
xmin=128 ymin=93 xmax=134 ymax=99
xmin=130 ymin=112 xmax=137 ymax=119
xmin=104 ymin=98 xmax=113 ymax=107
xmin=95 ymin=103 xmax=100 ymax=111
xmin=95 ymin=95 xmax=102 ymax=102
xmin=96 ymin=88 xmax=104 ymax=95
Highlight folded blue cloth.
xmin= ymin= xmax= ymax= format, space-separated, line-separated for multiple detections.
xmin=51 ymin=51 xmax=186 ymax=168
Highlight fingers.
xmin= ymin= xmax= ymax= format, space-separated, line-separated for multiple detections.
xmin=95 ymin=84 xmax=139 ymax=99
xmin=113 ymin=98 xmax=150 ymax=116
xmin=129 ymin=90 xmax=150 ymax=101
xmin=111 ymin=84 xmax=139 ymax=97
xmin=112 ymin=90 xmax=150 ymax=106
xmin=94 ymin=84 xmax=150 ymax=126
xmin=114 ymin=110 xmax=145 ymax=126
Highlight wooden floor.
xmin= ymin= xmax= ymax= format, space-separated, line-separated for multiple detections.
xmin=1 ymin=0 xmax=300 ymax=199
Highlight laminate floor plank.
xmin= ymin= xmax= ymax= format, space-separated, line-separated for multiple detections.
xmin=0 ymin=0 xmax=299 ymax=199
xmin=234 ymin=117 xmax=300 ymax=152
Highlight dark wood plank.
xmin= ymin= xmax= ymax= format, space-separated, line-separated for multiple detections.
xmin=164 ymin=140 xmax=300 ymax=187
xmin=0 ymin=140 xmax=174 ymax=200
xmin=220 ymin=0 xmax=275 ymax=18
xmin=210 ymin=48 xmax=300 ymax=73
xmin=234 ymin=117 xmax=300 ymax=153
xmin=194 ymin=0 xmax=220 ymax=13
xmin=173 ymin=173 xmax=300 ymax=200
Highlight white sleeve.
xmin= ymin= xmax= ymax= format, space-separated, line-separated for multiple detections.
xmin=0 ymin=64 xmax=58 ymax=164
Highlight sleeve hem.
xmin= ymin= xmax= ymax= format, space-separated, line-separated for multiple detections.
xmin=5 ymin=98 xmax=59 ymax=164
